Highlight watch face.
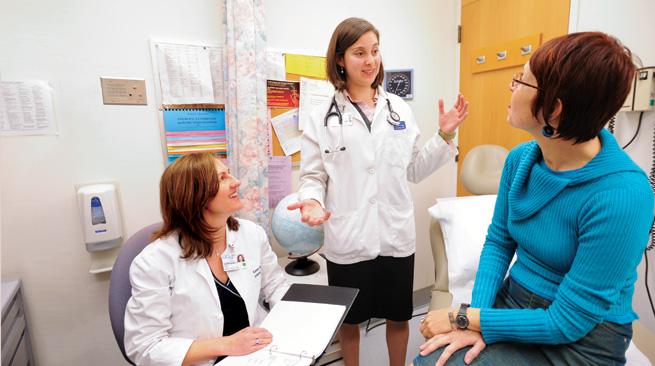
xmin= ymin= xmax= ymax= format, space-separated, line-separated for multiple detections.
xmin=456 ymin=315 xmax=469 ymax=329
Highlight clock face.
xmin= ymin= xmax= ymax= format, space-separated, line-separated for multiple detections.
xmin=385 ymin=70 xmax=413 ymax=99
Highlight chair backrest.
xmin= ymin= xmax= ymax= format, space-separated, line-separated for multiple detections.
xmin=460 ymin=144 xmax=509 ymax=195
xmin=428 ymin=217 xmax=453 ymax=311
xmin=108 ymin=222 xmax=162 ymax=365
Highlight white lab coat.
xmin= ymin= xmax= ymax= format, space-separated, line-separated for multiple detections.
xmin=124 ymin=219 xmax=290 ymax=366
xmin=299 ymin=87 xmax=457 ymax=264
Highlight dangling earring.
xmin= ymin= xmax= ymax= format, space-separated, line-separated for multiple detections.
xmin=542 ymin=125 xmax=555 ymax=138
xmin=339 ymin=66 xmax=344 ymax=74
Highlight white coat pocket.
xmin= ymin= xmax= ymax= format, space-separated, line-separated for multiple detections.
xmin=379 ymin=202 xmax=415 ymax=253
xmin=383 ymin=130 xmax=411 ymax=169
xmin=324 ymin=210 xmax=364 ymax=259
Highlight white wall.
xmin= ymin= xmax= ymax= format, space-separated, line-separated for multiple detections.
xmin=265 ymin=0 xmax=462 ymax=291
xmin=3 ymin=1 xmax=652 ymax=364
xmin=0 ymin=1 xmax=222 ymax=364
xmin=570 ymin=0 xmax=655 ymax=333
xmin=1 ymin=1 xmax=459 ymax=364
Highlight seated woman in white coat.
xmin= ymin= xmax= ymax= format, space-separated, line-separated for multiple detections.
xmin=124 ymin=152 xmax=290 ymax=366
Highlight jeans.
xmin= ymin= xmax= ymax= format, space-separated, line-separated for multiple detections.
xmin=413 ymin=277 xmax=632 ymax=366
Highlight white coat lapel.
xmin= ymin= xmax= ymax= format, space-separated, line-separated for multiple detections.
xmin=195 ymin=258 xmax=222 ymax=308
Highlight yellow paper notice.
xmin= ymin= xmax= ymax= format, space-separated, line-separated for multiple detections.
xmin=285 ymin=54 xmax=326 ymax=79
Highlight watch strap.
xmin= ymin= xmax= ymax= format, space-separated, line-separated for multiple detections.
xmin=438 ymin=129 xmax=456 ymax=140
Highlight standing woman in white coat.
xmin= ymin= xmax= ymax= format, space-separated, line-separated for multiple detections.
xmin=124 ymin=152 xmax=290 ymax=366
xmin=287 ymin=18 xmax=468 ymax=366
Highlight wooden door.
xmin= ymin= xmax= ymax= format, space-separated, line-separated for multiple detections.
xmin=457 ymin=0 xmax=570 ymax=196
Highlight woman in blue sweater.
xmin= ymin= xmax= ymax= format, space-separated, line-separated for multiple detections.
xmin=412 ymin=32 xmax=654 ymax=366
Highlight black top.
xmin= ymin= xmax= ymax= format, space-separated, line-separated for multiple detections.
xmin=212 ymin=271 xmax=249 ymax=364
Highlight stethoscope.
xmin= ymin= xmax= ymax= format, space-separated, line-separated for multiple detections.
xmin=323 ymin=96 xmax=401 ymax=153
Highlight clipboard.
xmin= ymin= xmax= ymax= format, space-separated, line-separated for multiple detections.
xmin=281 ymin=283 xmax=359 ymax=363
xmin=218 ymin=284 xmax=358 ymax=366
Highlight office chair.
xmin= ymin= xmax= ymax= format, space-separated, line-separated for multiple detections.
xmin=460 ymin=144 xmax=509 ymax=195
xmin=108 ymin=222 xmax=163 ymax=365
xmin=429 ymin=144 xmax=508 ymax=312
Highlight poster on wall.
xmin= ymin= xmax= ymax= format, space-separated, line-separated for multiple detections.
xmin=163 ymin=108 xmax=226 ymax=164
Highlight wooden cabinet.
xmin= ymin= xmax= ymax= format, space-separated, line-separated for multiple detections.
xmin=2 ymin=279 xmax=34 ymax=366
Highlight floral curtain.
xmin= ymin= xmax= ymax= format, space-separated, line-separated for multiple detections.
xmin=222 ymin=0 xmax=269 ymax=229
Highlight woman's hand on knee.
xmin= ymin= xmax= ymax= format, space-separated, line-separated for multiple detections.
xmin=420 ymin=309 xmax=452 ymax=338
xmin=419 ymin=330 xmax=486 ymax=366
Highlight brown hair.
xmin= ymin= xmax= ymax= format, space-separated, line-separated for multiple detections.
xmin=529 ymin=31 xmax=637 ymax=143
xmin=152 ymin=152 xmax=239 ymax=259
xmin=325 ymin=17 xmax=385 ymax=91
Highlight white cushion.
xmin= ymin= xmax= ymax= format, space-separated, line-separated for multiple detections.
xmin=428 ymin=195 xmax=497 ymax=307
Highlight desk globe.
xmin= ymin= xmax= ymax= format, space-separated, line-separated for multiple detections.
xmin=271 ymin=193 xmax=324 ymax=276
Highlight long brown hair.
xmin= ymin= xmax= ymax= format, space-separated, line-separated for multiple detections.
xmin=151 ymin=152 xmax=239 ymax=259
xmin=325 ymin=17 xmax=385 ymax=91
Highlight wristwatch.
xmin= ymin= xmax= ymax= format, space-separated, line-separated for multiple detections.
xmin=456 ymin=303 xmax=470 ymax=330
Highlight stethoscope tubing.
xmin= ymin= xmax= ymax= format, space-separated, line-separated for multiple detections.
xmin=323 ymin=96 xmax=401 ymax=153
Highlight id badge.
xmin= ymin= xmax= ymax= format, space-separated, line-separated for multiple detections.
xmin=222 ymin=252 xmax=247 ymax=271
xmin=394 ymin=121 xmax=406 ymax=130
xmin=342 ymin=113 xmax=353 ymax=126
xmin=327 ymin=113 xmax=353 ymax=127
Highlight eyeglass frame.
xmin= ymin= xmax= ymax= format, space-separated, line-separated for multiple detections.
xmin=511 ymin=72 xmax=543 ymax=90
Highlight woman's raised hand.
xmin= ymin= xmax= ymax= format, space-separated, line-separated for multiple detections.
xmin=438 ymin=93 xmax=469 ymax=135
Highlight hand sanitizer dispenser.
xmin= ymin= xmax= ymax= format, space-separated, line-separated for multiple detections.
xmin=77 ymin=183 xmax=123 ymax=251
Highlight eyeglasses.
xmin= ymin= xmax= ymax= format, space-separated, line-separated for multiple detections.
xmin=511 ymin=72 xmax=542 ymax=90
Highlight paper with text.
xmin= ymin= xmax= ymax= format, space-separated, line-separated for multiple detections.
xmin=1 ymin=80 xmax=57 ymax=136
xmin=156 ymin=43 xmax=216 ymax=104
xmin=268 ymin=156 xmax=292 ymax=208
xmin=298 ymin=78 xmax=333 ymax=130
xmin=271 ymin=109 xmax=302 ymax=156
xmin=219 ymin=301 xmax=345 ymax=366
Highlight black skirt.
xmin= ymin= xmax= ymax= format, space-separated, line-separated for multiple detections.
xmin=326 ymin=254 xmax=414 ymax=324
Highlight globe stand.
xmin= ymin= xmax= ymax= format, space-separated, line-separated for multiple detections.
xmin=284 ymin=256 xmax=320 ymax=276
xmin=284 ymin=245 xmax=323 ymax=276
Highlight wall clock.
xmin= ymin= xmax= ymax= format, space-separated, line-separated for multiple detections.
xmin=384 ymin=69 xmax=414 ymax=99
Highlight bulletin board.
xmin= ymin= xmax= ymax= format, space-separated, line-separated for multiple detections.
xmin=269 ymin=53 xmax=329 ymax=163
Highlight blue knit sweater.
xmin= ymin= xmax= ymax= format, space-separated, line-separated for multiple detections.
xmin=471 ymin=129 xmax=654 ymax=345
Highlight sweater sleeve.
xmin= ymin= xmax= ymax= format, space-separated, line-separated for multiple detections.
xmin=479 ymin=181 xmax=653 ymax=344
xmin=470 ymin=149 xmax=520 ymax=308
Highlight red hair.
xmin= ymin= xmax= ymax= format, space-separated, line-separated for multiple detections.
xmin=529 ymin=32 xmax=637 ymax=143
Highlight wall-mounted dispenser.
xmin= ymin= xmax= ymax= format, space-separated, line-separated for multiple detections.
xmin=77 ymin=183 xmax=123 ymax=251
xmin=621 ymin=67 xmax=655 ymax=112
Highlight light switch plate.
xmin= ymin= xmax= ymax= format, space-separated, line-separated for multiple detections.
xmin=100 ymin=77 xmax=147 ymax=105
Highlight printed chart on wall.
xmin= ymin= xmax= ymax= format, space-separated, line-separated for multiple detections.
xmin=153 ymin=41 xmax=225 ymax=105
xmin=151 ymin=40 xmax=226 ymax=165
xmin=1 ymin=80 xmax=58 ymax=136
xmin=162 ymin=108 xmax=226 ymax=164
